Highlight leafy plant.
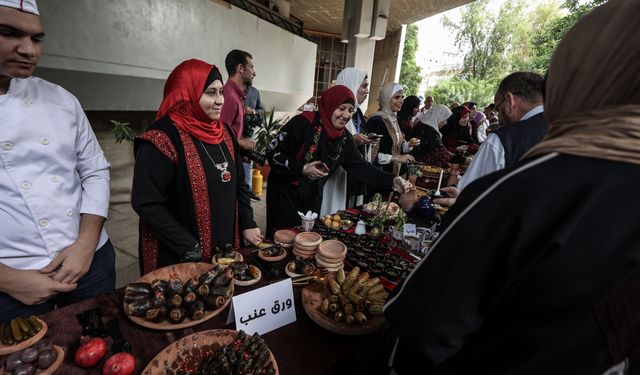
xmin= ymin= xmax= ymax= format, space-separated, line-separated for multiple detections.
xmin=111 ymin=120 xmax=135 ymax=144
xmin=408 ymin=164 xmax=423 ymax=178
xmin=254 ymin=108 xmax=288 ymax=155
xmin=394 ymin=210 xmax=407 ymax=231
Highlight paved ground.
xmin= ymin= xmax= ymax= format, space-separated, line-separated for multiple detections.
xmin=96 ymin=126 xmax=267 ymax=288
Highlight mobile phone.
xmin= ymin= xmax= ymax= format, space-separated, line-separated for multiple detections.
xmin=367 ymin=133 xmax=383 ymax=140
xmin=316 ymin=162 xmax=330 ymax=173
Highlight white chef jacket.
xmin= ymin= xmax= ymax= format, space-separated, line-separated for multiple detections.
xmin=0 ymin=77 xmax=110 ymax=270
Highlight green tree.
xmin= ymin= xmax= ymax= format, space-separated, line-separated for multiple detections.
xmin=399 ymin=24 xmax=422 ymax=95
xmin=429 ymin=77 xmax=497 ymax=107
xmin=443 ymin=0 xmax=527 ymax=81
xmin=529 ymin=0 xmax=608 ymax=73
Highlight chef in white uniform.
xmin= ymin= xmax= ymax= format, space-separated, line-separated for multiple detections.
xmin=0 ymin=0 xmax=114 ymax=319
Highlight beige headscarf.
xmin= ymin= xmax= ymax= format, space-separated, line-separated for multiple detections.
xmin=525 ymin=0 xmax=640 ymax=164
xmin=371 ymin=82 xmax=405 ymax=174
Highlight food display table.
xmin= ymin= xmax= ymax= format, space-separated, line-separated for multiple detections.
xmin=35 ymin=245 xmax=398 ymax=374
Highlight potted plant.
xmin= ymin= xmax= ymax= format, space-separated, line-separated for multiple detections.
xmin=254 ymin=108 xmax=287 ymax=180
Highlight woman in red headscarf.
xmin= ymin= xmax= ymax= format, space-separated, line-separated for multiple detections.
xmin=266 ymin=85 xmax=396 ymax=235
xmin=132 ymin=59 xmax=262 ymax=274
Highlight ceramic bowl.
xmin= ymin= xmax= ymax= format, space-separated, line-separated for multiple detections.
xmin=315 ymin=252 xmax=344 ymax=266
xmin=317 ymin=239 xmax=347 ymax=260
xmin=294 ymin=232 xmax=322 ymax=251
xmin=274 ymin=229 xmax=297 ymax=245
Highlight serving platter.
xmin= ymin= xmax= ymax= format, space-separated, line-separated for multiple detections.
xmin=0 ymin=317 xmax=47 ymax=355
xmin=124 ymin=263 xmax=233 ymax=330
xmin=142 ymin=329 xmax=278 ymax=375
xmin=0 ymin=345 xmax=64 ymax=375
xmin=301 ymin=282 xmax=386 ymax=336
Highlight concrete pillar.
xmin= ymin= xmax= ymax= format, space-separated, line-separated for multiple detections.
xmin=367 ymin=27 xmax=405 ymax=116
xmin=341 ymin=0 xmax=390 ymax=114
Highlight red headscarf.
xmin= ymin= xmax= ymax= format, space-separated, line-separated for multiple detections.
xmin=304 ymin=85 xmax=356 ymax=140
xmin=156 ymin=59 xmax=225 ymax=145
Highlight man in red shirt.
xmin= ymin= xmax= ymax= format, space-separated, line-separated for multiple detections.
xmin=221 ymin=49 xmax=260 ymax=200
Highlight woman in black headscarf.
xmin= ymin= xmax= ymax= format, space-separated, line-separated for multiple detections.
xmin=266 ymin=85 xmax=395 ymax=236
xmin=397 ymin=95 xmax=422 ymax=136
xmin=440 ymin=105 xmax=477 ymax=153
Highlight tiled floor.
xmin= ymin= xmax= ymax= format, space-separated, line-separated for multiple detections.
xmin=107 ymin=188 xmax=268 ymax=288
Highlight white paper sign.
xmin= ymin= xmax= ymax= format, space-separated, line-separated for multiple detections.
xmin=403 ymin=223 xmax=417 ymax=238
xmin=228 ymin=278 xmax=297 ymax=335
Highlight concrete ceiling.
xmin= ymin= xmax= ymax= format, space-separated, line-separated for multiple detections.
xmin=291 ymin=0 xmax=474 ymax=35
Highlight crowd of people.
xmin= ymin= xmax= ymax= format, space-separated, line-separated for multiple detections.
xmin=1 ymin=0 xmax=639 ymax=373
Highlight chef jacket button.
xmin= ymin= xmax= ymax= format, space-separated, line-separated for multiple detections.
xmin=51 ymin=176 xmax=60 ymax=182
xmin=40 ymin=138 xmax=49 ymax=145
xmin=50 ymin=252 xmax=58 ymax=259
xmin=22 ymin=100 xmax=32 ymax=107
xmin=21 ymin=182 xmax=32 ymax=190
xmin=65 ymin=209 xmax=73 ymax=217
xmin=3 ymin=142 xmax=13 ymax=150
xmin=39 ymin=219 xmax=49 ymax=227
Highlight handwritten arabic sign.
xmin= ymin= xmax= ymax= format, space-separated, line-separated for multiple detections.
xmin=230 ymin=278 xmax=297 ymax=335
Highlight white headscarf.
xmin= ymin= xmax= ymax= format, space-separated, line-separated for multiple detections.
xmin=379 ymin=82 xmax=404 ymax=115
xmin=0 ymin=0 xmax=39 ymax=14
xmin=336 ymin=67 xmax=368 ymax=109
xmin=420 ymin=104 xmax=452 ymax=132
xmin=336 ymin=67 xmax=368 ymax=135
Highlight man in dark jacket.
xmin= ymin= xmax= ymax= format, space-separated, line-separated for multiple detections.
xmin=458 ymin=72 xmax=547 ymax=190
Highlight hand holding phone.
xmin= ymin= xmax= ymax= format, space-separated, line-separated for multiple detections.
xmin=367 ymin=133 xmax=383 ymax=140
xmin=316 ymin=162 xmax=330 ymax=173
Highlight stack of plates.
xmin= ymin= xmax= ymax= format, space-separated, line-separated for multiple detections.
xmin=274 ymin=229 xmax=296 ymax=248
xmin=315 ymin=239 xmax=347 ymax=272
xmin=292 ymin=232 xmax=322 ymax=259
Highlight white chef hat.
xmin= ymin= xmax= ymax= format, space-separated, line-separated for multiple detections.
xmin=0 ymin=0 xmax=39 ymax=15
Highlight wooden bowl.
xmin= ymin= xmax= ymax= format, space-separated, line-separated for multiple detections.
xmin=292 ymin=248 xmax=315 ymax=259
xmin=315 ymin=252 xmax=344 ymax=266
xmin=301 ymin=282 xmax=385 ymax=335
xmin=315 ymin=255 xmax=343 ymax=269
xmin=294 ymin=232 xmax=322 ymax=248
xmin=125 ymin=263 xmax=233 ymax=330
xmin=317 ymin=240 xmax=347 ymax=260
xmin=274 ymin=229 xmax=297 ymax=245
xmin=142 ymin=329 xmax=278 ymax=374
xmin=233 ymin=265 xmax=261 ymax=287
xmin=0 ymin=317 xmax=47 ymax=355
xmin=212 ymin=252 xmax=243 ymax=268
xmin=285 ymin=261 xmax=316 ymax=278
xmin=293 ymin=244 xmax=318 ymax=256
xmin=257 ymin=247 xmax=287 ymax=262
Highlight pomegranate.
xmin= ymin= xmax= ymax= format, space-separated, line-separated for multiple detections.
xmin=75 ymin=337 xmax=108 ymax=368
xmin=102 ymin=352 xmax=136 ymax=375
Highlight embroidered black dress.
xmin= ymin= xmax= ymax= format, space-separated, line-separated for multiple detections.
xmin=132 ymin=116 xmax=256 ymax=274
xmin=266 ymin=113 xmax=393 ymax=236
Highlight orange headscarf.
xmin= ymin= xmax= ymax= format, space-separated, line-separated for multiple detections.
xmin=156 ymin=59 xmax=225 ymax=145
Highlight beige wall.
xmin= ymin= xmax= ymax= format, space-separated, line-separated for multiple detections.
xmin=35 ymin=0 xmax=317 ymax=112
xmin=367 ymin=27 xmax=405 ymax=116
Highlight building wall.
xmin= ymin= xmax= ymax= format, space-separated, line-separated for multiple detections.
xmin=367 ymin=27 xmax=404 ymax=116
xmin=35 ymin=0 xmax=317 ymax=112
